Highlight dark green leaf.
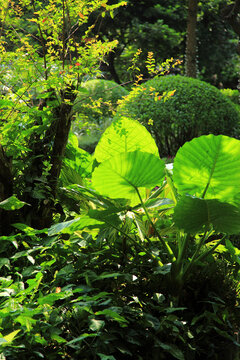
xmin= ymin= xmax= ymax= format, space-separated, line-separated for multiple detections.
xmin=174 ymin=195 xmax=240 ymax=234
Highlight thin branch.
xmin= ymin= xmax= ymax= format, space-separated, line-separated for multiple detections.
xmin=31 ymin=0 xmax=48 ymax=80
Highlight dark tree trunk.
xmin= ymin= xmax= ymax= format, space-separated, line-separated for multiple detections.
xmin=22 ymin=90 xmax=75 ymax=229
xmin=222 ymin=0 xmax=240 ymax=103
xmin=49 ymin=103 xmax=72 ymax=198
xmin=107 ymin=51 xmax=121 ymax=84
xmin=185 ymin=0 xmax=199 ymax=78
xmin=222 ymin=0 xmax=240 ymax=55
xmin=223 ymin=0 xmax=240 ymax=37
xmin=0 ymin=145 xmax=13 ymax=235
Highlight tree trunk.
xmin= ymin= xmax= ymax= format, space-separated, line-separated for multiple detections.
xmin=0 ymin=145 xmax=13 ymax=235
xmin=107 ymin=51 xmax=121 ymax=84
xmin=22 ymin=92 xmax=75 ymax=229
xmin=222 ymin=0 xmax=240 ymax=104
xmin=185 ymin=0 xmax=198 ymax=78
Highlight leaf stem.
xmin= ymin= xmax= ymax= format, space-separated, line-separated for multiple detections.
xmin=135 ymin=187 xmax=176 ymax=262
xmin=100 ymin=217 xmax=164 ymax=266
xmin=194 ymin=234 xmax=227 ymax=263
xmin=182 ymin=230 xmax=209 ymax=277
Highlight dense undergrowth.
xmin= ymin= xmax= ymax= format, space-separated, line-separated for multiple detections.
xmin=1 ymin=120 xmax=240 ymax=359
xmin=1 ymin=1 xmax=240 ymax=359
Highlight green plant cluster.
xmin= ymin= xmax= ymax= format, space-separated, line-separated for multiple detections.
xmin=1 ymin=119 xmax=240 ymax=359
xmin=116 ymin=75 xmax=240 ymax=156
xmin=72 ymin=79 xmax=128 ymax=152
xmin=73 ymin=79 xmax=129 ymax=124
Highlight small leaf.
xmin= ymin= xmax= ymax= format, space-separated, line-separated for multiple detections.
xmin=48 ymin=216 xmax=105 ymax=235
xmin=159 ymin=342 xmax=185 ymax=360
xmin=37 ymin=292 xmax=71 ymax=306
xmin=51 ymin=334 xmax=67 ymax=343
xmin=95 ymin=309 xmax=128 ymax=324
xmin=48 ymin=218 xmax=81 ymax=235
xmin=2 ymin=330 xmax=21 ymax=344
xmin=67 ymin=333 xmax=98 ymax=346
xmin=97 ymin=355 xmax=116 ymax=360
xmin=89 ymin=319 xmax=105 ymax=331
xmin=0 ymin=258 xmax=10 ymax=269
xmin=0 ymin=196 xmax=29 ymax=210
xmin=144 ymin=198 xmax=174 ymax=209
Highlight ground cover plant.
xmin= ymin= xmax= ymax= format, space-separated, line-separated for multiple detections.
xmin=115 ymin=75 xmax=240 ymax=156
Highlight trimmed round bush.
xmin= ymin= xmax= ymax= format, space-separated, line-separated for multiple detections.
xmin=116 ymin=75 xmax=240 ymax=156
xmin=73 ymin=79 xmax=129 ymax=124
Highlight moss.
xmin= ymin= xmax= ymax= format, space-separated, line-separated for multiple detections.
xmin=116 ymin=75 xmax=240 ymax=156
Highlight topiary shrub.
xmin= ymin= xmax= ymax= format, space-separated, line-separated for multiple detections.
xmin=116 ymin=75 xmax=240 ymax=156
xmin=72 ymin=79 xmax=129 ymax=153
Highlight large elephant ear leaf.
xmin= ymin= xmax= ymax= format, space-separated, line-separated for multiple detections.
xmin=173 ymin=135 xmax=240 ymax=201
xmin=94 ymin=117 xmax=159 ymax=163
xmin=92 ymin=151 xmax=165 ymax=205
xmin=174 ymin=195 xmax=240 ymax=234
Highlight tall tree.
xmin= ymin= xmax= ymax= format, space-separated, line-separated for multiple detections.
xmin=0 ymin=0 xmax=120 ymax=231
xmin=223 ymin=0 xmax=240 ymax=50
xmin=185 ymin=0 xmax=199 ymax=77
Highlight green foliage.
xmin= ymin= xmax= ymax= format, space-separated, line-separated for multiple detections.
xmin=0 ymin=0 xmax=122 ymax=229
xmin=73 ymin=79 xmax=129 ymax=123
xmin=116 ymin=75 xmax=240 ymax=156
xmin=1 ymin=2 xmax=240 ymax=358
xmin=72 ymin=79 xmax=129 ymax=152
xmin=1 ymin=118 xmax=240 ymax=358
xmin=220 ymin=88 xmax=239 ymax=105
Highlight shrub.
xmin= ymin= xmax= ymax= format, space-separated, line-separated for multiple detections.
xmin=73 ymin=79 xmax=128 ymax=152
xmin=116 ymin=75 xmax=240 ymax=156
xmin=73 ymin=79 xmax=129 ymax=124
xmin=220 ymin=88 xmax=239 ymax=106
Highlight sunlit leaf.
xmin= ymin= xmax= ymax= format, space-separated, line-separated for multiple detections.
xmin=173 ymin=135 xmax=240 ymax=201
xmin=0 ymin=196 xmax=29 ymax=210
xmin=94 ymin=117 xmax=159 ymax=162
xmin=37 ymin=292 xmax=71 ymax=306
xmin=48 ymin=216 xmax=107 ymax=236
xmin=89 ymin=319 xmax=105 ymax=331
xmin=95 ymin=309 xmax=128 ymax=324
xmin=51 ymin=334 xmax=67 ymax=343
xmin=2 ymin=330 xmax=21 ymax=344
xmin=92 ymin=151 xmax=165 ymax=205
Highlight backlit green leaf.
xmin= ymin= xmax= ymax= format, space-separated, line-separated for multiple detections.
xmin=92 ymin=151 xmax=165 ymax=205
xmin=94 ymin=117 xmax=159 ymax=162
xmin=173 ymin=135 xmax=240 ymax=201
xmin=2 ymin=330 xmax=21 ymax=344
